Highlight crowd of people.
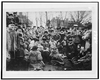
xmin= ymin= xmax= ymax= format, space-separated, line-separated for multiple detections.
xmin=6 ymin=12 xmax=92 ymax=71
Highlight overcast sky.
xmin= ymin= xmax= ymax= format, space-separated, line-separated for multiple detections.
xmin=21 ymin=11 xmax=91 ymax=27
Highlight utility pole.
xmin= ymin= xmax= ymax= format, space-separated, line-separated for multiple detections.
xmin=46 ymin=11 xmax=48 ymax=22
xmin=77 ymin=11 xmax=80 ymax=22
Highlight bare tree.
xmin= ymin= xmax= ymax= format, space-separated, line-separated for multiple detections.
xmin=39 ymin=12 xmax=42 ymax=26
xmin=70 ymin=11 xmax=91 ymax=25
xmin=64 ymin=11 xmax=67 ymax=20
xmin=35 ymin=15 xmax=38 ymax=27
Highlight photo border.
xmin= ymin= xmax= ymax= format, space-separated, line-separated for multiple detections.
xmin=1 ymin=1 xmax=99 ymax=79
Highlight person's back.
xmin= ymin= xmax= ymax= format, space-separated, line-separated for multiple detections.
xmin=29 ymin=48 xmax=44 ymax=70
xmin=29 ymin=51 xmax=37 ymax=63
xmin=29 ymin=50 xmax=42 ymax=63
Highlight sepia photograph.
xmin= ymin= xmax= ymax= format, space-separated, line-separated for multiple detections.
xmin=2 ymin=1 xmax=98 ymax=79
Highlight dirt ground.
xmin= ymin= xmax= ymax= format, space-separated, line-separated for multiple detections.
xmin=6 ymin=59 xmax=63 ymax=71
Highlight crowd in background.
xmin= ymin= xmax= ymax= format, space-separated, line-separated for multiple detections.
xmin=6 ymin=12 xmax=92 ymax=71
